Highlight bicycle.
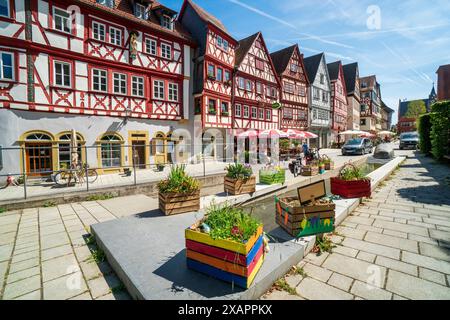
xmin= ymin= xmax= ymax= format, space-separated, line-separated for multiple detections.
xmin=53 ymin=163 xmax=98 ymax=187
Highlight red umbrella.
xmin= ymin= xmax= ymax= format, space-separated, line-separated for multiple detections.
xmin=259 ymin=129 xmax=288 ymax=138
xmin=283 ymin=129 xmax=303 ymax=138
xmin=296 ymin=131 xmax=318 ymax=139
xmin=237 ymin=130 xmax=258 ymax=138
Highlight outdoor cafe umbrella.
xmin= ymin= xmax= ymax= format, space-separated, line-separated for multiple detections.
xmin=259 ymin=129 xmax=289 ymax=138
xmin=377 ymin=131 xmax=395 ymax=136
xmin=295 ymin=131 xmax=318 ymax=139
xmin=237 ymin=130 xmax=259 ymax=138
xmin=283 ymin=128 xmax=303 ymax=138
xmin=338 ymin=130 xmax=365 ymax=136
xmin=70 ymin=129 xmax=79 ymax=168
xmin=360 ymin=132 xmax=376 ymax=138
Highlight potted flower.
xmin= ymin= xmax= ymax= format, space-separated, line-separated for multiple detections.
xmin=259 ymin=165 xmax=286 ymax=185
xmin=157 ymin=165 xmax=201 ymax=215
xmin=224 ymin=163 xmax=256 ymax=195
xmin=318 ymin=160 xmax=326 ymax=174
xmin=321 ymin=155 xmax=334 ymax=170
xmin=185 ymin=202 xmax=265 ymax=288
xmin=330 ymin=163 xmax=371 ymax=198
xmin=301 ymin=161 xmax=319 ymax=176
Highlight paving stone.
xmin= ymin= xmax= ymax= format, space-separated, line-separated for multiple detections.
xmin=386 ymin=270 xmax=450 ymax=300
xmin=40 ymin=232 xmax=70 ymax=250
xmin=0 ymin=261 xmax=8 ymax=287
xmin=364 ymin=231 xmax=419 ymax=253
xmin=429 ymin=229 xmax=450 ymax=242
xmin=74 ymin=245 xmax=93 ymax=262
xmin=0 ymin=223 xmax=18 ymax=234
xmin=2 ymin=275 xmax=41 ymax=300
xmin=419 ymin=242 xmax=450 ymax=262
xmin=96 ymin=290 xmax=131 ymax=300
xmin=341 ymin=221 xmax=358 ymax=229
xmin=40 ymin=224 xmax=66 ymax=236
xmin=335 ymin=226 xmax=366 ymax=240
xmin=419 ymin=267 xmax=447 ymax=285
xmin=382 ymin=229 xmax=408 ymax=239
xmin=303 ymin=252 xmax=329 ymax=266
xmin=375 ymin=256 xmax=418 ymax=276
xmin=302 ymin=263 xmax=332 ymax=282
xmin=355 ymin=224 xmax=383 ymax=234
xmin=408 ymin=234 xmax=438 ymax=246
xmin=11 ymin=249 xmax=39 ymax=264
xmin=0 ymin=232 xmax=17 ymax=246
xmin=285 ymin=274 xmax=303 ymax=289
xmin=323 ymin=253 xmax=387 ymax=284
xmin=357 ymin=251 xmax=376 ymax=263
xmin=342 ymin=237 xmax=400 ymax=260
xmin=87 ymin=274 xmax=122 ymax=299
xmin=372 ymin=219 xmax=429 ymax=237
xmin=346 ymin=216 xmax=375 ymax=226
xmin=296 ymin=277 xmax=353 ymax=300
xmin=41 ymin=244 xmax=73 ymax=262
xmin=371 ymin=215 xmax=394 ymax=222
xmin=327 ymin=273 xmax=353 ymax=291
xmin=68 ymin=292 xmax=92 ymax=300
xmin=79 ymin=261 xmax=102 ymax=280
xmin=9 ymin=257 xmax=39 ymax=273
xmin=43 ymin=272 xmax=88 ymax=300
xmin=402 ymin=251 xmax=450 ymax=274
xmin=42 ymin=254 xmax=79 ymax=282
xmin=350 ymin=280 xmax=392 ymax=300
xmin=393 ymin=294 xmax=408 ymax=300
xmin=7 ymin=266 xmax=40 ymax=284
xmin=0 ymin=244 xmax=13 ymax=262
xmin=379 ymin=203 xmax=414 ymax=211
xmin=332 ymin=245 xmax=358 ymax=258
xmin=407 ymin=220 xmax=436 ymax=229
xmin=13 ymin=289 xmax=41 ymax=300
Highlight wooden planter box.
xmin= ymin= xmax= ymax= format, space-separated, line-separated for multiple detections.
xmin=324 ymin=162 xmax=334 ymax=170
xmin=330 ymin=177 xmax=371 ymax=198
xmin=159 ymin=191 xmax=200 ymax=216
xmin=259 ymin=169 xmax=285 ymax=185
xmin=185 ymin=225 xmax=264 ymax=288
xmin=301 ymin=166 xmax=319 ymax=176
xmin=224 ymin=176 xmax=256 ymax=195
xmin=275 ymin=181 xmax=336 ymax=237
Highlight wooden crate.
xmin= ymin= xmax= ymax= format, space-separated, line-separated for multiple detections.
xmin=159 ymin=191 xmax=200 ymax=216
xmin=185 ymin=224 xmax=264 ymax=288
xmin=301 ymin=166 xmax=319 ymax=176
xmin=325 ymin=162 xmax=334 ymax=170
xmin=224 ymin=176 xmax=256 ymax=195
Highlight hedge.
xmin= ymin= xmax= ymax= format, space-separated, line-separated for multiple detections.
xmin=418 ymin=113 xmax=432 ymax=155
xmin=430 ymin=101 xmax=450 ymax=160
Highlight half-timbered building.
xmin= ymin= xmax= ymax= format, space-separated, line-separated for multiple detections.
xmin=0 ymin=0 xmax=195 ymax=176
xmin=343 ymin=62 xmax=360 ymax=131
xmin=327 ymin=61 xmax=348 ymax=143
xmin=233 ymin=32 xmax=281 ymax=132
xmin=359 ymin=75 xmax=382 ymax=133
xmin=270 ymin=44 xmax=309 ymax=131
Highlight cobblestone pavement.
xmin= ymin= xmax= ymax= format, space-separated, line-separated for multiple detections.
xmin=262 ymin=151 xmax=450 ymax=300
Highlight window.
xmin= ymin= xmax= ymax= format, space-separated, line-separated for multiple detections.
xmin=255 ymin=58 xmax=264 ymax=71
xmin=0 ymin=52 xmax=14 ymax=80
xmin=224 ymin=70 xmax=230 ymax=82
xmin=53 ymin=7 xmax=71 ymax=33
xmin=161 ymin=43 xmax=171 ymax=59
xmin=320 ymin=74 xmax=325 ymax=84
xmin=245 ymin=80 xmax=252 ymax=91
xmin=267 ymin=87 xmax=276 ymax=97
xmin=0 ymin=0 xmax=10 ymax=18
xmin=217 ymin=36 xmax=223 ymax=48
xmin=221 ymin=102 xmax=229 ymax=115
xmin=322 ymin=91 xmax=328 ymax=102
xmin=100 ymin=134 xmax=122 ymax=168
xmin=207 ymin=64 xmax=215 ymax=78
xmin=258 ymin=108 xmax=264 ymax=120
xmin=290 ymin=63 xmax=298 ymax=72
xmin=283 ymin=108 xmax=293 ymax=119
xmin=58 ymin=133 xmax=82 ymax=170
xmin=360 ymin=119 xmax=366 ymax=125
xmin=265 ymin=109 xmax=271 ymax=121
xmin=235 ymin=104 xmax=242 ymax=117
xmin=135 ymin=3 xmax=146 ymax=19
xmin=251 ymin=106 xmax=257 ymax=118
xmin=168 ymin=83 xmax=178 ymax=102
xmin=145 ymin=38 xmax=157 ymax=55
xmin=360 ymin=104 xmax=367 ymax=112
xmin=109 ymin=26 xmax=122 ymax=46
xmin=113 ymin=73 xmax=127 ymax=95
xmin=92 ymin=69 xmax=107 ymax=92
xmin=238 ymin=77 xmax=245 ymax=89
xmin=284 ymin=82 xmax=294 ymax=94
xmin=153 ymin=80 xmax=164 ymax=99
xmin=54 ymin=61 xmax=71 ymax=87
xmin=223 ymin=39 xmax=229 ymax=51
xmin=299 ymin=86 xmax=306 ymax=96
xmin=161 ymin=15 xmax=173 ymax=30
xmin=96 ymin=0 xmax=114 ymax=8
xmin=313 ymin=87 xmax=320 ymax=100
xmin=361 ymin=82 xmax=367 ymax=88
xmin=208 ymin=99 xmax=216 ymax=114
xmin=216 ymin=68 xmax=223 ymax=82
xmin=243 ymin=105 xmax=249 ymax=118
xmin=92 ymin=21 xmax=106 ymax=41
xmin=298 ymin=110 xmax=307 ymax=120
xmin=216 ymin=36 xmax=229 ymax=51
xmin=256 ymin=82 xmax=263 ymax=94
xmin=132 ymin=76 xmax=144 ymax=97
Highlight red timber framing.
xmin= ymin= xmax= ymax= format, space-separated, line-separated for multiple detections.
xmin=328 ymin=61 xmax=348 ymax=133
xmin=233 ymin=32 xmax=281 ymax=131
xmin=0 ymin=0 xmax=195 ymax=121
xmin=271 ymin=44 xmax=309 ymax=130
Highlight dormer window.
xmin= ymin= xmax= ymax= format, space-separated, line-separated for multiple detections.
xmin=0 ymin=0 xmax=11 ymax=18
xmin=96 ymin=0 xmax=114 ymax=8
xmin=161 ymin=15 xmax=173 ymax=30
xmin=290 ymin=63 xmax=298 ymax=72
xmin=135 ymin=3 xmax=147 ymax=19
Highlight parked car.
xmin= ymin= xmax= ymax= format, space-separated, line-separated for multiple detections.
xmin=342 ymin=138 xmax=373 ymax=156
xmin=399 ymin=132 xmax=419 ymax=150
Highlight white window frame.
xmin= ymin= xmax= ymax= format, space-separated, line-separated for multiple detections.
xmin=243 ymin=105 xmax=249 ymax=118
xmin=109 ymin=26 xmax=122 ymax=46
xmin=0 ymin=0 xmax=11 ymax=18
xmin=92 ymin=68 xmax=107 ymax=92
xmin=161 ymin=15 xmax=173 ymax=30
xmin=161 ymin=43 xmax=172 ymax=59
xmin=266 ymin=109 xmax=271 ymax=121
xmin=53 ymin=60 xmax=71 ymax=88
xmin=153 ymin=80 xmax=165 ymax=100
xmin=235 ymin=104 xmax=242 ymax=117
xmin=0 ymin=51 xmax=14 ymax=81
xmin=145 ymin=38 xmax=157 ymax=56
xmin=251 ymin=106 xmax=257 ymax=119
xmin=131 ymin=76 xmax=144 ymax=97
xmin=135 ymin=3 xmax=146 ymax=19
xmin=256 ymin=82 xmax=262 ymax=94
xmin=238 ymin=77 xmax=245 ymax=89
xmin=258 ymin=108 xmax=264 ymax=120
xmin=53 ymin=7 xmax=71 ymax=34
xmin=92 ymin=21 xmax=106 ymax=42
xmin=113 ymin=73 xmax=127 ymax=95
xmin=168 ymin=83 xmax=178 ymax=102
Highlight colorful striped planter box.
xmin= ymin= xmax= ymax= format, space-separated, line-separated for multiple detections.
xmin=185 ymin=225 xmax=264 ymax=288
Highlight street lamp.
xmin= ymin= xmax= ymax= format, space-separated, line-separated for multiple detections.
xmin=123 ymin=106 xmax=132 ymax=124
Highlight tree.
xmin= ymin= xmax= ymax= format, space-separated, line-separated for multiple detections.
xmin=404 ymin=100 xmax=427 ymax=118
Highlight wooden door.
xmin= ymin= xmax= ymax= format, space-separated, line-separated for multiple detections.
xmin=153 ymin=133 xmax=167 ymax=165
xmin=26 ymin=143 xmax=53 ymax=176
xmin=132 ymin=141 xmax=146 ymax=169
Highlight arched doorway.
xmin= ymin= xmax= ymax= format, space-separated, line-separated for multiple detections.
xmin=152 ymin=132 xmax=167 ymax=165
xmin=23 ymin=132 xmax=54 ymax=176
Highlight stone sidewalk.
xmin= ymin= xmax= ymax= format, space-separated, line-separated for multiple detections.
xmin=262 ymin=152 xmax=450 ymax=300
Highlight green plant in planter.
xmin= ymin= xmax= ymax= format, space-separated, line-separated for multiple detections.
xmin=225 ymin=163 xmax=253 ymax=180
xmin=157 ymin=165 xmax=200 ymax=194
xmin=202 ymin=202 xmax=261 ymax=242
xmin=339 ymin=165 xmax=365 ymax=181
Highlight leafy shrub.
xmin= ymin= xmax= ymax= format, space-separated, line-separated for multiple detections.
xmin=203 ymin=203 xmax=261 ymax=242
xmin=86 ymin=193 xmax=115 ymax=201
xmin=225 ymin=163 xmax=253 ymax=180
xmin=418 ymin=113 xmax=432 ymax=155
xmin=430 ymin=101 xmax=450 ymax=160
xmin=43 ymin=200 xmax=57 ymax=207
xmin=157 ymin=165 xmax=200 ymax=194
xmin=338 ymin=164 xmax=365 ymax=181
xmin=0 ymin=207 xmax=6 ymax=214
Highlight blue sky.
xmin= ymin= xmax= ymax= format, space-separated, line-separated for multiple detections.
xmin=169 ymin=0 xmax=450 ymax=124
